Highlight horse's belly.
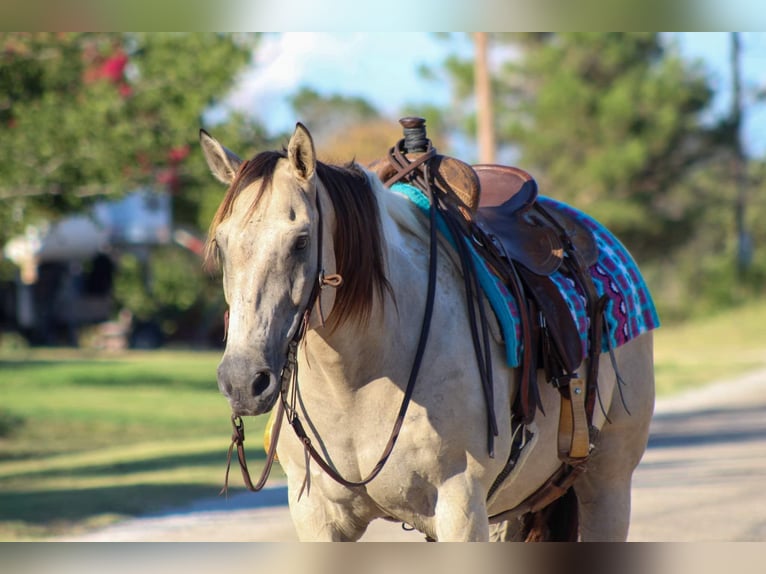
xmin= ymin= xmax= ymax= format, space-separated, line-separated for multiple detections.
xmin=486 ymin=351 xmax=620 ymax=517
xmin=485 ymin=377 xmax=569 ymax=515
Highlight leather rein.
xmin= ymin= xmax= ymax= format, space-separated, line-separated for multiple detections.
xmin=221 ymin=156 xmax=441 ymax=495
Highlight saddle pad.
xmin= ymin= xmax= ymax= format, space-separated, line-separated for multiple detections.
xmin=392 ymin=183 xmax=660 ymax=367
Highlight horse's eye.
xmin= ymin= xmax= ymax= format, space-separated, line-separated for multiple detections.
xmin=294 ymin=235 xmax=309 ymax=251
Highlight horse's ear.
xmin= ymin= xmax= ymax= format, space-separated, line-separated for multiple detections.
xmin=287 ymin=122 xmax=316 ymax=182
xmin=199 ymin=129 xmax=243 ymax=185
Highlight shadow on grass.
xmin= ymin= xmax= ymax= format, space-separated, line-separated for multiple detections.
xmin=0 ymin=483 xmax=225 ymax=524
xmin=0 ymin=448 xmax=271 ymax=525
xmin=0 ymin=359 xmax=122 ymax=371
xmin=0 ymin=359 xmax=215 ymax=391
xmin=2 ymin=448 xmax=266 ymax=481
xmin=0 ymin=441 xmax=271 ymax=526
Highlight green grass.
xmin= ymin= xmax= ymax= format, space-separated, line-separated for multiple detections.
xmin=0 ymin=349 xmax=277 ymax=540
xmin=653 ymin=299 xmax=766 ymax=395
xmin=1 ymin=301 xmax=765 ymax=540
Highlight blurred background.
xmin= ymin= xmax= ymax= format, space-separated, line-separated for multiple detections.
xmin=1 ymin=32 xmax=765 ymax=540
xmin=2 ymin=32 xmax=764 ymax=348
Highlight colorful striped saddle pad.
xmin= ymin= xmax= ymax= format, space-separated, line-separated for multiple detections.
xmin=392 ymin=182 xmax=660 ymax=367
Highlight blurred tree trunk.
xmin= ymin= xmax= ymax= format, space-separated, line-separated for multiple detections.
xmin=730 ymin=32 xmax=751 ymax=273
xmin=474 ymin=32 xmax=495 ymax=163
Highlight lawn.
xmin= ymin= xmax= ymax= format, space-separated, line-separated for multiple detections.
xmin=0 ymin=300 xmax=765 ymax=540
xmin=0 ymin=348 xmax=275 ymax=540
xmin=652 ymin=299 xmax=766 ymax=395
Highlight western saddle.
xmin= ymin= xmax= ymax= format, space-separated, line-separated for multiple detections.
xmin=372 ymin=118 xmax=609 ymax=514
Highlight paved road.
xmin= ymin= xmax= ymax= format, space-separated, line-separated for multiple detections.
xmin=629 ymin=368 xmax=766 ymax=541
xmin=62 ymin=369 xmax=766 ymax=542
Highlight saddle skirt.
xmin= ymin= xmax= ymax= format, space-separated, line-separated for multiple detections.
xmin=392 ymin=182 xmax=660 ymax=367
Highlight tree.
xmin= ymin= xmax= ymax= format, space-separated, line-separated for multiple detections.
xmin=289 ymin=86 xmax=380 ymax=144
xmin=287 ymin=86 xmax=413 ymax=166
xmin=0 ymin=33 xmax=269 ymax=243
xmin=418 ymin=32 xmax=766 ymax=318
xmin=728 ymin=32 xmax=751 ymax=275
xmin=0 ymin=33 xmax=280 ymax=342
xmin=432 ymin=33 xmax=721 ymax=263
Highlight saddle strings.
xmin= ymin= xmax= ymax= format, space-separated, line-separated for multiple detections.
xmin=387 ymin=140 xmax=500 ymax=457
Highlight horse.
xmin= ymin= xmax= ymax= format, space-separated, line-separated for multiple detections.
xmin=199 ymin=123 xmax=656 ymax=541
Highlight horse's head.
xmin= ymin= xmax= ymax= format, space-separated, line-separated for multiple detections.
xmin=200 ymin=124 xmax=333 ymax=416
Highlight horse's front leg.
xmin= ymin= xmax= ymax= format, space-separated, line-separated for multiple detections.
xmin=433 ymin=475 xmax=490 ymax=541
xmin=286 ymin=479 xmax=370 ymax=541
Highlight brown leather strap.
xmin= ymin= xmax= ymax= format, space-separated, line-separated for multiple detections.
xmin=557 ymin=377 xmax=590 ymax=461
xmin=437 ymin=199 xmax=499 ymax=455
xmin=526 ymin=463 xmax=586 ymax=514
xmin=220 ymin=400 xmax=285 ymax=495
xmin=229 ymin=140 xmax=470 ymax=492
xmin=283 ymin=158 xmax=442 ymax=488
xmin=488 ymin=461 xmax=587 ymax=525
xmin=532 ymin=200 xmax=606 ymax=460
xmin=384 ymin=143 xmax=436 ymax=188
xmin=222 ymin=173 xmax=340 ymax=493
xmin=387 ymin=140 xmax=502 ymax=448
xmin=482 ymin=250 xmax=542 ymax=424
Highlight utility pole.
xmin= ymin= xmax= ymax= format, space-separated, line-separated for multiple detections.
xmin=731 ymin=32 xmax=751 ymax=274
xmin=474 ymin=32 xmax=496 ymax=164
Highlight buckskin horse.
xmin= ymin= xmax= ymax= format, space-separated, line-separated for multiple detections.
xmin=200 ymin=120 xmax=657 ymax=541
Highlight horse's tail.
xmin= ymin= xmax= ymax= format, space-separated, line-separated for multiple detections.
xmin=524 ymin=487 xmax=579 ymax=542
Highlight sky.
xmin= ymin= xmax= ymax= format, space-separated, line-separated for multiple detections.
xmin=225 ymin=33 xmax=466 ymax=131
xmin=223 ymin=33 xmax=766 ymax=158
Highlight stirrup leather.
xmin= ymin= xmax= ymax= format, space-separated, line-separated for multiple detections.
xmin=557 ymin=377 xmax=591 ymax=462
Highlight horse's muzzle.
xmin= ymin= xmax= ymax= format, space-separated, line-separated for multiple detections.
xmin=217 ymin=357 xmax=280 ymax=416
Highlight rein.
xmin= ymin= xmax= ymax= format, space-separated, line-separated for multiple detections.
xmin=221 ymin=164 xmax=440 ymax=494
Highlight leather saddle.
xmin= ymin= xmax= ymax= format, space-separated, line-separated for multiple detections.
xmin=372 ymin=157 xmax=598 ymax=276
xmin=474 ymin=164 xmax=598 ymax=275
xmin=434 ymin=161 xmax=606 ymax=469
xmin=470 ymin=165 xmax=596 ymax=378
xmin=370 ymin=153 xmax=600 ymax=377
xmin=373 ymin=124 xmax=608 ymax=516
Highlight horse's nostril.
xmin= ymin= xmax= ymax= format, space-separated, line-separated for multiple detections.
xmin=251 ymin=371 xmax=271 ymax=396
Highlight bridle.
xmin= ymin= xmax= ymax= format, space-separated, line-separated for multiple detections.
xmin=221 ymin=162 xmax=440 ymax=496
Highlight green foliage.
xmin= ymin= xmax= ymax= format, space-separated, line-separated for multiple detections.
xmin=429 ymin=33 xmax=765 ymax=318
xmin=0 ymin=33 xmax=284 ymax=335
xmin=641 ymin=156 xmax=766 ymax=321
xmin=288 ymin=86 xmax=381 ymax=145
xmin=0 ymin=33 xmax=264 ymax=244
xmin=112 ymin=246 xmax=218 ymax=337
xmin=495 ymin=33 xmax=717 ymax=262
